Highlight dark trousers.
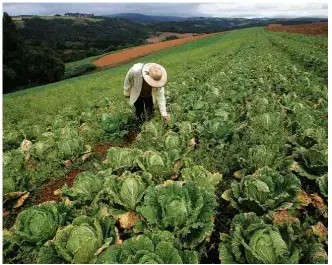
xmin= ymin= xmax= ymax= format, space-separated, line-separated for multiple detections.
xmin=134 ymin=96 xmax=154 ymax=122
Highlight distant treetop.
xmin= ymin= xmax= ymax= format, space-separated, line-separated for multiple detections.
xmin=64 ymin=12 xmax=95 ymax=18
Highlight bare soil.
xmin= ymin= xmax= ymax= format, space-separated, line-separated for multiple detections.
xmin=265 ymin=22 xmax=328 ymax=36
xmin=34 ymin=169 xmax=84 ymax=204
xmin=93 ymin=32 xmax=220 ymax=68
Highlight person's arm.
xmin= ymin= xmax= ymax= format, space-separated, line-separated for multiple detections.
xmin=155 ymin=86 xmax=169 ymax=120
xmin=123 ymin=68 xmax=133 ymax=97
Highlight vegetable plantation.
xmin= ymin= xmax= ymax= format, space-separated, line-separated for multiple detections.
xmin=2 ymin=27 xmax=328 ymax=264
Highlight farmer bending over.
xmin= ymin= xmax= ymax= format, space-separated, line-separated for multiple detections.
xmin=124 ymin=63 xmax=169 ymax=122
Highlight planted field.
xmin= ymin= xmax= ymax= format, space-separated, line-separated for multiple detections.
xmin=266 ymin=22 xmax=328 ymax=36
xmin=3 ymin=27 xmax=328 ymax=264
xmin=146 ymin=32 xmax=200 ymax=43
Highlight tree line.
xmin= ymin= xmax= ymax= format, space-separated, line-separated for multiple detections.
xmin=3 ymin=13 xmax=64 ymax=94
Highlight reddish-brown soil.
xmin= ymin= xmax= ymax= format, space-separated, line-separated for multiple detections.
xmin=124 ymin=131 xmax=139 ymax=145
xmin=34 ymin=169 xmax=84 ymax=205
xmin=94 ymin=144 xmax=114 ymax=153
xmin=265 ymin=23 xmax=328 ymax=36
xmin=94 ymin=32 xmax=220 ymax=68
xmin=147 ymin=32 xmax=200 ymax=44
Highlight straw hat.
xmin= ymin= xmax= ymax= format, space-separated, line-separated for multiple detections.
xmin=142 ymin=63 xmax=167 ymax=88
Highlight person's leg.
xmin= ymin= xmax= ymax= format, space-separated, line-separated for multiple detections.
xmin=134 ymin=98 xmax=144 ymax=122
xmin=143 ymin=96 xmax=154 ymax=121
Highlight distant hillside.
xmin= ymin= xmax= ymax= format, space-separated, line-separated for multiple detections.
xmin=8 ymin=13 xmax=328 ymax=64
xmin=14 ymin=16 xmax=153 ymax=62
xmin=105 ymin=13 xmax=187 ymax=23
xmin=104 ymin=13 xmax=327 ymax=33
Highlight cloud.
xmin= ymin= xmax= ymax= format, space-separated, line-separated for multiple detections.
xmin=2 ymin=1 xmax=328 ymax=18
xmin=197 ymin=1 xmax=328 ymax=18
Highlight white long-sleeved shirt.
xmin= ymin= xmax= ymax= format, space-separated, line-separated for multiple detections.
xmin=123 ymin=63 xmax=168 ymax=116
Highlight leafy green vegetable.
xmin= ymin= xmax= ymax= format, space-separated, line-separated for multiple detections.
xmin=13 ymin=202 xmax=67 ymax=245
xmin=137 ymin=181 xmax=217 ymax=249
xmin=220 ymin=211 xmax=328 ymax=264
xmin=95 ymin=172 xmax=147 ymax=211
xmin=54 ymin=215 xmax=116 ymax=263
xmin=222 ymin=167 xmax=301 ymax=215
xmin=105 ymin=147 xmax=143 ymax=171
xmin=219 ymin=212 xmax=299 ymax=264
xmin=97 ymin=234 xmax=198 ymax=264
xmin=62 ymin=171 xmax=104 ymax=203
xmin=181 ymin=165 xmax=222 ymax=192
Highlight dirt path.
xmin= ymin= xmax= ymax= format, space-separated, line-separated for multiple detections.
xmin=265 ymin=22 xmax=328 ymax=36
xmin=93 ymin=32 xmax=221 ymax=68
xmin=34 ymin=169 xmax=84 ymax=204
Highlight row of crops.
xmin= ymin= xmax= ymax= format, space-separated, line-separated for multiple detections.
xmin=3 ymin=27 xmax=328 ymax=263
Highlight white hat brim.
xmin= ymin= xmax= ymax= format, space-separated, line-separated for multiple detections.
xmin=142 ymin=63 xmax=167 ymax=88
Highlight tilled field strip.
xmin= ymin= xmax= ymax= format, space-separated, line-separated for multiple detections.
xmin=265 ymin=22 xmax=328 ymax=36
xmin=93 ymin=32 xmax=221 ymax=67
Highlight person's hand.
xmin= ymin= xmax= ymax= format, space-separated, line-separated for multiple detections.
xmin=162 ymin=115 xmax=169 ymax=121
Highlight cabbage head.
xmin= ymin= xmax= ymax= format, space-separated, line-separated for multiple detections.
xmin=13 ymin=202 xmax=67 ymax=245
xmin=137 ymin=181 xmax=217 ymax=249
xmin=140 ymin=150 xmax=175 ymax=178
xmin=54 ymin=215 xmax=114 ymax=263
xmin=181 ymin=165 xmax=222 ymax=192
xmin=197 ymin=118 xmax=234 ymax=140
xmin=3 ymin=150 xmax=26 ymax=193
xmin=56 ymin=137 xmax=83 ymax=160
xmin=97 ymin=234 xmax=198 ymax=264
xmin=101 ymin=113 xmax=126 ymax=136
xmin=97 ymin=172 xmax=147 ymax=211
xmin=219 ymin=212 xmax=327 ymax=264
xmin=177 ymin=121 xmax=193 ymax=139
xmin=29 ymin=141 xmax=51 ymax=159
xmin=140 ymin=120 xmax=165 ymax=138
xmin=219 ymin=213 xmax=300 ymax=264
xmin=294 ymin=144 xmax=328 ymax=177
xmin=248 ymin=144 xmax=281 ymax=169
xmin=62 ymin=171 xmax=104 ymax=202
xmin=164 ymin=132 xmax=183 ymax=150
xmin=222 ymin=167 xmax=301 ymax=215
xmin=105 ymin=147 xmax=143 ymax=170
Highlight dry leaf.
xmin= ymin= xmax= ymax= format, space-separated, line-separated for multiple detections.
xmin=14 ymin=192 xmax=30 ymax=208
xmin=160 ymin=180 xmax=174 ymax=187
xmin=21 ymin=139 xmax=32 ymax=152
xmin=233 ymin=170 xmax=245 ymax=179
xmin=272 ymin=210 xmax=299 ymax=224
xmin=312 ymin=252 xmax=328 ymax=261
xmin=116 ymin=212 xmax=138 ymax=229
xmin=189 ymin=138 xmax=196 ymax=146
xmin=63 ymin=160 xmax=72 ymax=167
xmin=311 ymin=193 xmax=328 ymax=218
xmin=116 ymin=239 xmax=123 ymax=246
xmin=171 ymin=175 xmax=178 ymax=180
xmin=82 ymin=153 xmax=91 ymax=162
xmin=296 ymin=190 xmax=311 ymax=207
xmin=53 ymin=189 xmax=61 ymax=196
xmin=64 ymin=198 xmax=71 ymax=206
xmin=312 ymin=222 xmax=328 ymax=241
xmin=173 ymin=160 xmax=182 ymax=171
xmin=25 ymin=152 xmax=31 ymax=162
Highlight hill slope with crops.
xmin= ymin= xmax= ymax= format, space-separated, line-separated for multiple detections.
xmin=3 ymin=27 xmax=328 ymax=264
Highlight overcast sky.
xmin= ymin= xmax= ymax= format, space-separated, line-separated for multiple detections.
xmin=2 ymin=1 xmax=328 ymax=18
